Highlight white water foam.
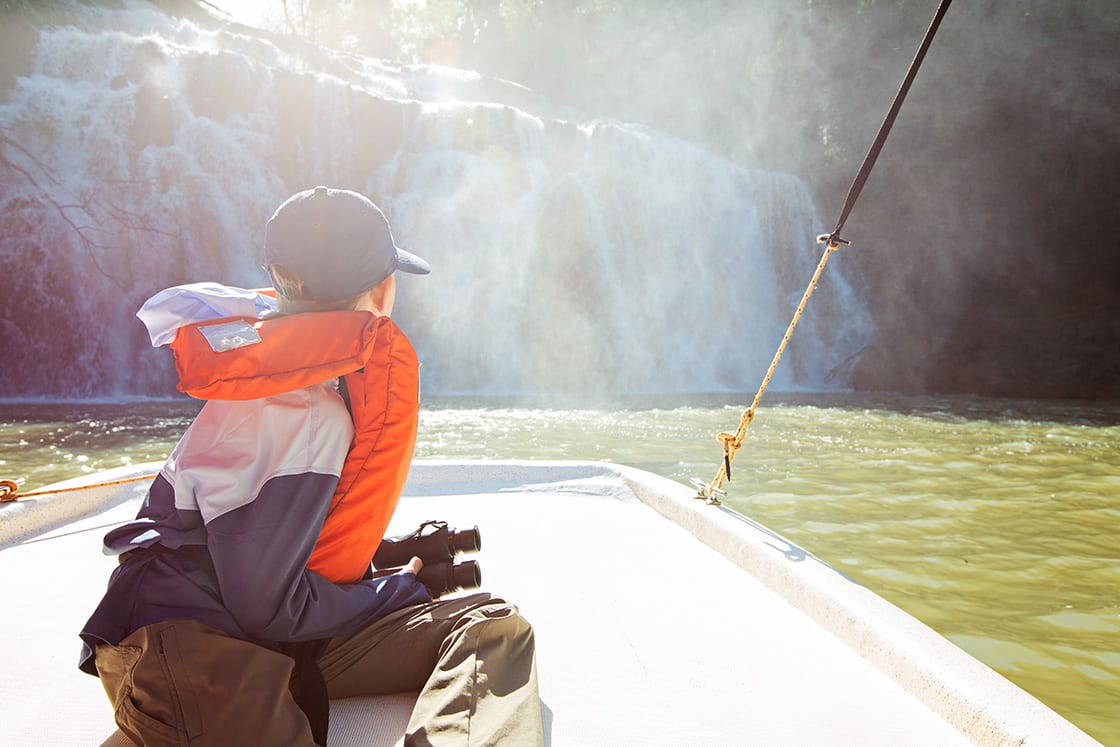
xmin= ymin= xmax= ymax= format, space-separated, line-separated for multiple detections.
xmin=0 ymin=2 xmax=873 ymax=397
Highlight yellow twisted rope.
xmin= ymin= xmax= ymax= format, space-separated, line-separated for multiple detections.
xmin=0 ymin=473 xmax=155 ymax=503
xmin=696 ymin=235 xmax=845 ymax=504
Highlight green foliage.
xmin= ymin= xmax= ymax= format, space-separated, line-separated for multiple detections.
xmin=0 ymin=0 xmax=44 ymax=11
xmin=0 ymin=0 xmax=70 ymax=17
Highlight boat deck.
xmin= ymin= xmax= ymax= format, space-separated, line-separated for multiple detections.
xmin=0 ymin=461 xmax=1098 ymax=746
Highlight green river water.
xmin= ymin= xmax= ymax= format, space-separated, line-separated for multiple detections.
xmin=1 ymin=394 xmax=1117 ymax=744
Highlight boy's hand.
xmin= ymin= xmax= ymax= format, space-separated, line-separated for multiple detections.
xmin=399 ymin=556 xmax=423 ymax=575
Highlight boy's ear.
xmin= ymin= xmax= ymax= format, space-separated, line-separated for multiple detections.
xmin=365 ymin=274 xmax=396 ymax=315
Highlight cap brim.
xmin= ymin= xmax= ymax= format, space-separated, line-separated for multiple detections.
xmin=396 ymin=248 xmax=431 ymax=275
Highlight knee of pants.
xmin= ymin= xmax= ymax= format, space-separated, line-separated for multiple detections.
xmin=466 ymin=599 xmax=530 ymax=630
xmin=499 ymin=608 xmax=535 ymax=647
xmin=463 ymin=602 xmax=536 ymax=656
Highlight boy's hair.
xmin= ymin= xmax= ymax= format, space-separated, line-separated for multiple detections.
xmin=270 ymin=264 xmax=369 ymax=314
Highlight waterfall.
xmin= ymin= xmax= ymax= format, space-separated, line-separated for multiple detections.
xmin=0 ymin=2 xmax=873 ymax=399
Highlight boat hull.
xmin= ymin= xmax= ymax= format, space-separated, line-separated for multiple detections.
xmin=0 ymin=461 xmax=1100 ymax=746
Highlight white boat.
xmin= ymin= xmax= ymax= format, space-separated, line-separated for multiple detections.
xmin=0 ymin=460 xmax=1101 ymax=746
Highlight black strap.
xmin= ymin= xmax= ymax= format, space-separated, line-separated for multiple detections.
xmin=280 ymin=639 xmax=332 ymax=746
xmin=828 ymin=0 xmax=953 ymax=245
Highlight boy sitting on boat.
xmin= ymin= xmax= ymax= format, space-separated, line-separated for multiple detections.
xmin=78 ymin=186 xmax=543 ymax=746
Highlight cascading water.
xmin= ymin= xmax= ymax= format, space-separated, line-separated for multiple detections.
xmin=0 ymin=2 xmax=873 ymax=399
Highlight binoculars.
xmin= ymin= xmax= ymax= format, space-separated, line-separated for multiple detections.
xmin=373 ymin=520 xmax=482 ymax=598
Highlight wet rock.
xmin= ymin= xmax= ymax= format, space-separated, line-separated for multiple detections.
xmin=0 ymin=20 xmax=38 ymax=104
xmin=182 ymin=51 xmax=255 ymax=121
xmin=131 ymin=81 xmax=175 ymax=148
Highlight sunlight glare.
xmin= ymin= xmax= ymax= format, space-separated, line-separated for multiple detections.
xmin=210 ymin=0 xmax=276 ymax=28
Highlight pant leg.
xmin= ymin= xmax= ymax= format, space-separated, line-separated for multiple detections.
xmin=94 ymin=618 xmax=316 ymax=747
xmin=318 ymin=593 xmax=543 ymax=747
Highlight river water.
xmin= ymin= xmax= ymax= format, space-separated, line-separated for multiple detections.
xmin=1 ymin=393 xmax=1117 ymax=744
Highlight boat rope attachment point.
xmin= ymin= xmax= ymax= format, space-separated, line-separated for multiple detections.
xmin=0 ymin=480 xmax=18 ymax=502
xmin=689 ymin=478 xmax=726 ymax=506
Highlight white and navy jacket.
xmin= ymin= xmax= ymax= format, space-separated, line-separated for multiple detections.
xmin=79 ymin=285 xmax=429 ymax=675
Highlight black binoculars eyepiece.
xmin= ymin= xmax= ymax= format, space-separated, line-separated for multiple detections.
xmin=373 ymin=521 xmax=483 ymax=598
xmin=417 ymin=559 xmax=481 ymax=597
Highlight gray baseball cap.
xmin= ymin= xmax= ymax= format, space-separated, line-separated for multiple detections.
xmin=264 ymin=186 xmax=430 ymax=303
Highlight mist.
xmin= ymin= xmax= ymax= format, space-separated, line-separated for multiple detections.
xmin=439 ymin=0 xmax=1120 ymax=399
xmin=0 ymin=0 xmax=878 ymax=399
xmin=2 ymin=0 xmax=1117 ymax=400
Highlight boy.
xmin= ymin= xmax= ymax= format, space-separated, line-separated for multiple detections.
xmin=79 ymin=187 xmax=543 ymax=746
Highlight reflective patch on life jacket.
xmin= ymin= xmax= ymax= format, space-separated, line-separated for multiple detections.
xmin=198 ymin=320 xmax=263 ymax=352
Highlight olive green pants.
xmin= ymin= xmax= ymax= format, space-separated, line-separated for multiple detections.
xmin=94 ymin=593 xmax=543 ymax=746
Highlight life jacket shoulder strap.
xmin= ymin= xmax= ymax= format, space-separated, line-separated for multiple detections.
xmin=170 ymin=310 xmax=384 ymax=400
xmin=307 ymin=321 xmax=421 ymax=583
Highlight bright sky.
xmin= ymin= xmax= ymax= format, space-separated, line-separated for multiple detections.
xmin=211 ymin=1 xmax=424 ymax=29
xmin=208 ymin=0 xmax=275 ymax=28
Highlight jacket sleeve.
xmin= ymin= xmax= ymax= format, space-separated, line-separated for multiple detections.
xmin=205 ymin=470 xmax=431 ymax=642
xmin=178 ymin=385 xmax=430 ymax=642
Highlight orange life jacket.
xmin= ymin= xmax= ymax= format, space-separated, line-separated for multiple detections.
xmin=170 ymin=308 xmax=420 ymax=584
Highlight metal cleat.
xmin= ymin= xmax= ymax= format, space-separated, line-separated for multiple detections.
xmin=689 ymin=478 xmax=726 ymax=506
